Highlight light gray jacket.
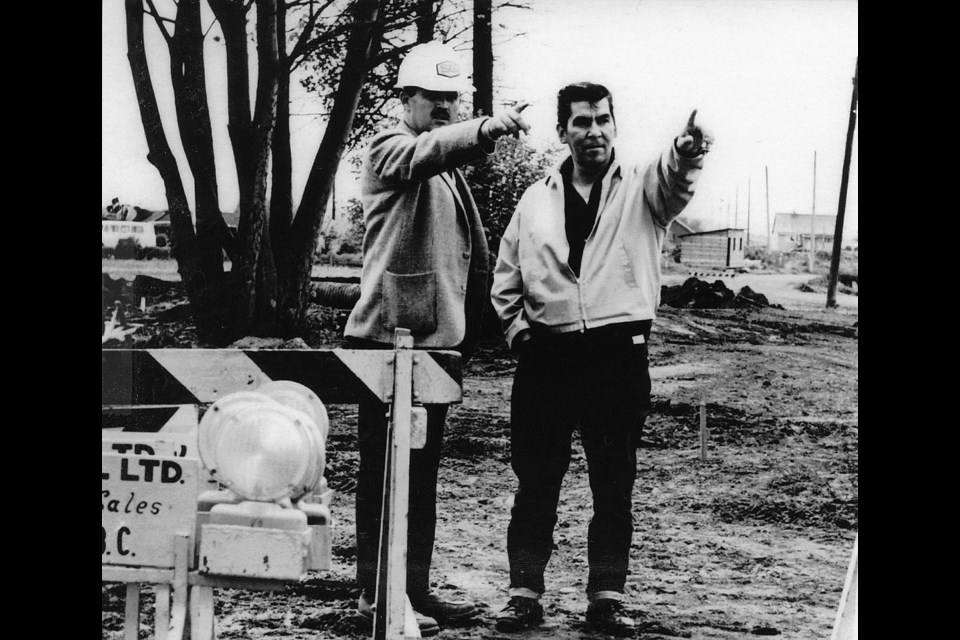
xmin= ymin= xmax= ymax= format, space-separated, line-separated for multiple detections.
xmin=344 ymin=119 xmax=492 ymax=354
xmin=492 ymin=144 xmax=703 ymax=348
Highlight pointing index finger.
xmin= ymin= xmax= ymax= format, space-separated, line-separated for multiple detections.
xmin=687 ymin=109 xmax=698 ymax=128
xmin=514 ymin=100 xmax=531 ymax=113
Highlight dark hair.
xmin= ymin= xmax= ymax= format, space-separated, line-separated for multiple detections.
xmin=557 ymin=82 xmax=615 ymax=129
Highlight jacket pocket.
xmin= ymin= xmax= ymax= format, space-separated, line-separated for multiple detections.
xmin=381 ymin=270 xmax=438 ymax=334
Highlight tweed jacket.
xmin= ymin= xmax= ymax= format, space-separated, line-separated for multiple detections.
xmin=344 ymin=118 xmax=492 ymax=353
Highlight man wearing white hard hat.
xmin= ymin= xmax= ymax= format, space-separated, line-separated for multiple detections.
xmin=344 ymin=40 xmax=530 ymax=635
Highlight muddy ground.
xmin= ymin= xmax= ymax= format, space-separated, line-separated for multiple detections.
xmin=102 ymin=272 xmax=858 ymax=640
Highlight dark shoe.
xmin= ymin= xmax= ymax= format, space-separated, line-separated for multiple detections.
xmin=409 ymin=591 xmax=478 ymax=624
xmin=586 ymin=598 xmax=635 ymax=637
xmin=495 ymin=595 xmax=544 ymax=632
xmin=356 ymin=591 xmax=440 ymax=637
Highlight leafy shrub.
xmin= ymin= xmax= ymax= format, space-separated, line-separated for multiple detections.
xmin=462 ymin=138 xmax=564 ymax=335
xmin=463 ymin=136 xmax=564 ymax=256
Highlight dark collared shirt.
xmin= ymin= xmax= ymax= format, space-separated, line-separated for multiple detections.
xmin=560 ymin=156 xmax=613 ymax=277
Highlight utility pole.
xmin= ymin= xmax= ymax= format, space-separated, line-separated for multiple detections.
xmin=735 ymin=185 xmax=739 ymax=228
xmin=809 ymin=151 xmax=817 ymax=273
xmin=765 ymin=166 xmax=771 ymax=251
xmin=747 ymin=178 xmax=752 ymax=247
xmin=827 ymin=57 xmax=858 ymax=308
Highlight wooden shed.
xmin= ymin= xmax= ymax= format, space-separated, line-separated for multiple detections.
xmin=677 ymin=228 xmax=747 ymax=269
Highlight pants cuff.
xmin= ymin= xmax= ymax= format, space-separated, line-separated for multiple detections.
xmin=508 ymin=587 xmax=542 ymax=600
xmin=588 ymin=590 xmax=623 ymax=602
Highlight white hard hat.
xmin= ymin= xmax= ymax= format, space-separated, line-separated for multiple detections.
xmin=395 ymin=41 xmax=475 ymax=93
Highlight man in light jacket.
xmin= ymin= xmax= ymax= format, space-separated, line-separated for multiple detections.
xmin=491 ymin=82 xmax=712 ymax=636
xmin=344 ymin=40 xmax=529 ymax=635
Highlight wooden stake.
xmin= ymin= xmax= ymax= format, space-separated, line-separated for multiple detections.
xmin=154 ymin=585 xmax=170 ymax=640
xmin=830 ymin=534 xmax=858 ymax=640
xmin=375 ymin=329 xmax=417 ymax=640
xmin=699 ymin=395 xmax=708 ymax=461
xmin=810 ymin=151 xmax=817 ymax=273
xmin=124 ymin=584 xmax=140 ymax=640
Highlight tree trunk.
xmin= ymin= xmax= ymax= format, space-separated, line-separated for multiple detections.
xmin=473 ymin=0 xmax=493 ymax=117
xmin=124 ymin=0 xmax=202 ymax=310
xmin=279 ymin=0 xmax=383 ymax=333
xmin=170 ymin=0 xmax=225 ymax=294
xmin=234 ymin=0 xmax=281 ymax=337
xmin=208 ymin=0 xmax=252 ymax=264
xmin=270 ymin=0 xmax=294 ymax=257
xmin=416 ymin=0 xmax=437 ymax=42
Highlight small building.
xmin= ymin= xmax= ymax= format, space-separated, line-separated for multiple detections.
xmin=772 ymin=212 xmax=837 ymax=252
xmin=677 ymin=228 xmax=747 ymax=269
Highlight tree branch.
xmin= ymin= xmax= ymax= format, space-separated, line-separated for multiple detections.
xmin=289 ymin=0 xmax=338 ymax=62
xmin=144 ymin=0 xmax=174 ymax=44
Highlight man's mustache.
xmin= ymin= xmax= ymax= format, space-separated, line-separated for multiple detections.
xmin=431 ymin=108 xmax=451 ymax=119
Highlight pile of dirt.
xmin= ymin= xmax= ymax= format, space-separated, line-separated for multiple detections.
xmin=796 ymin=274 xmax=858 ymax=296
xmin=660 ymin=278 xmax=784 ymax=310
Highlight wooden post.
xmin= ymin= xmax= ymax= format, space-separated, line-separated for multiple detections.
xmin=155 ymin=584 xmax=170 ymax=640
xmin=765 ymin=166 xmax=771 ymax=251
xmin=124 ymin=584 xmax=140 ymax=640
xmin=827 ymin=57 xmax=858 ymax=308
xmin=809 ymin=150 xmax=817 ymax=273
xmin=190 ymin=586 xmax=216 ymax=640
xmin=830 ymin=535 xmax=858 ymax=640
xmin=746 ymin=178 xmax=751 ymax=247
xmin=172 ymin=534 xmax=190 ymax=640
xmin=699 ymin=395 xmax=708 ymax=461
xmin=375 ymin=329 xmax=417 ymax=640
xmin=734 ymin=184 xmax=739 ymax=229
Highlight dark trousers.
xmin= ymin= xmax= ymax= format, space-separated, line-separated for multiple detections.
xmin=355 ymin=399 xmax=448 ymax=598
xmin=507 ymin=322 xmax=651 ymax=596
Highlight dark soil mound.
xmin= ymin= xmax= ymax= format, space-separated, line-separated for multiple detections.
xmin=660 ymin=278 xmax=783 ymax=309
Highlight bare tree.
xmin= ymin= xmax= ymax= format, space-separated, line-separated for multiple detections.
xmin=124 ymin=0 xmax=385 ymax=342
xmin=122 ymin=0 xmax=529 ymax=342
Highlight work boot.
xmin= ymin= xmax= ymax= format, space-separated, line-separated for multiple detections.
xmin=585 ymin=598 xmax=635 ymax=637
xmin=356 ymin=590 xmax=440 ymax=637
xmin=495 ymin=595 xmax=544 ymax=632
xmin=409 ymin=591 xmax=478 ymax=624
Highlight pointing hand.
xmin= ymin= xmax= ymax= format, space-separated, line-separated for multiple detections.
xmin=676 ymin=109 xmax=714 ymax=157
xmin=482 ymin=101 xmax=532 ymax=141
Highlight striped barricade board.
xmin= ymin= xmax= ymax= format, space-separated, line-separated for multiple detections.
xmin=101 ymin=348 xmax=462 ymax=406
xmin=102 ymin=346 xmax=462 ymax=640
xmin=102 ymin=404 xmax=199 ymax=433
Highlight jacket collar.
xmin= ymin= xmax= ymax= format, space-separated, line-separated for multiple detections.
xmin=545 ymin=149 xmax=621 ymax=190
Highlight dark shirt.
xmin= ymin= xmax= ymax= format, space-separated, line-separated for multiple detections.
xmin=560 ymin=156 xmax=612 ymax=277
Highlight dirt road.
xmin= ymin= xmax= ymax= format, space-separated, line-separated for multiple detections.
xmin=102 ymin=269 xmax=858 ymax=640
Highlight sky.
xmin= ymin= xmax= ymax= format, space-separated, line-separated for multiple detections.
xmin=102 ymin=0 xmax=858 ymax=241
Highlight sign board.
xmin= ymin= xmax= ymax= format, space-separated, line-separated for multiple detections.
xmin=102 ymin=432 xmax=218 ymax=492
xmin=102 ymin=453 xmax=199 ymax=568
xmin=101 ymin=434 xmax=194 ymax=459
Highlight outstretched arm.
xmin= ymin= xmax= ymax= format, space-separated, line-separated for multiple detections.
xmin=368 ymin=102 xmax=533 ymax=185
xmin=644 ymin=109 xmax=713 ymax=226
